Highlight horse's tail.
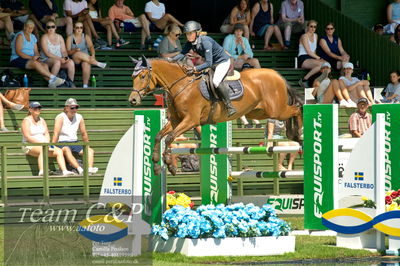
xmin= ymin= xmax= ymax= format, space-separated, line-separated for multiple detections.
xmin=285 ymin=84 xmax=304 ymax=144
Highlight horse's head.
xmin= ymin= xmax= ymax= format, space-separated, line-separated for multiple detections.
xmin=129 ymin=55 xmax=156 ymax=106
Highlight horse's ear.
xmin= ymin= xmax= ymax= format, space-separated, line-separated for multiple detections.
xmin=141 ymin=55 xmax=148 ymax=67
xmin=129 ymin=56 xmax=139 ymax=64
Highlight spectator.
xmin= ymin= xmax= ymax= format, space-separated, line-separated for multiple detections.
xmin=10 ymin=20 xmax=64 ymax=88
xmin=29 ymin=0 xmax=73 ymax=35
xmin=250 ymin=0 xmax=285 ymax=50
xmin=108 ymin=0 xmax=151 ymax=50
xmin=390 ymin=23 xmax=400 ymax=44
xmin=169 ymin=134 xmax=199 ymax=172
xmin=318 ymin=22 xmax=350 ymax=71
xmin=312 ymin=62 xmax=355 ymax=107
xmin=339 ymin=62 xmax=374 ymax=106
xmin=384 ymin=0 xmax=400 ymax=34
xmin=63 ymin=0 xmax=107 ymax=48
xmin=373 ymin=23 xmax=384 ymax=35
xmin=21 ymin=101 xmax=75 ymax=176
xmin=348 ymin=98 xmax=372 ymax=138
xmin=220 ymin=0 xmax=251 ymax=39
xmin=240 ymin=116 xmax=261 ymax=128
xmin=40 ymin=20 xmax=75 ymax=87
xmin=382 ymin=70 xmax=400 ymax=103
xmin=0 ymin=0 xmax=43 ymax=39
xmin=66 ymin=22 xmax=107 ymax=88
xmin=0 ymin=93 xmax=24 ymax=132
xmin=223 ymin=23 xmax=261 ymax=70
xmin=277 ymin=0 xmax=305 ymax=47
xmin=52 ymin=98 xmax=98 ymax=175
xmin=158 ymin=23 xmax=181 ymax=58
xmin=0 ymin=9 xmax=15 ymax=42
xmin=87 ymin=0 xmax=128 ymax=48
xmin=144 ymin=0 xmax=183 ymax=31
xmin=298 ymin=20 xmax=326 ymax=88
xmin=265 ymin=119 xmax=299 ymax=170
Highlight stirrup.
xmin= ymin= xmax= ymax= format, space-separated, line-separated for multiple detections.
xmin=226 ymin=105 xmax=237 ymax=117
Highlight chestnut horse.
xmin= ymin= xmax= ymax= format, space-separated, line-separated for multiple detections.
xmin=129 ymin=56 xmax=303 ymax=175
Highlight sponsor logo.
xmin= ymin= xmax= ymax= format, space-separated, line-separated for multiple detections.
xmin=384 ymin=112 xmax=391 ymax=190
xmin=209 ymin=125 xmax=219 ymax=203
xmin=267 ymin=198 xmax=304 ymax=212
xmin=78 ymin=215 xmax=128 ymax=242
xmin=103 ymin=188 xmax=132 ymax=195
xmin=313 ymin=113 xmax=323 ymax=219
xmin=143 ymin=117 xmax=153 ymax=217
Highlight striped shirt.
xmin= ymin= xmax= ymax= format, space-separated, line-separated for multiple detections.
xmin=348 ymin=111 xmax=372 ymax=136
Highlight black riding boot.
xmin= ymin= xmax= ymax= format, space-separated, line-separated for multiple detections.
xmin=216 ymin=82 xmax=237 ymax=117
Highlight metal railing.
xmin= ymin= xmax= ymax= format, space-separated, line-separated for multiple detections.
xmin=0 ymin=142 xmax=91 ymax=205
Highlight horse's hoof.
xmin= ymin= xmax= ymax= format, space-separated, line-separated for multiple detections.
xmin=168 ymin=165 xmax=177 ymax=176
xmin=154 ymin=164 xmax=161 ymax=175
xmin=152 ymin=152 xmax=160 ymax=163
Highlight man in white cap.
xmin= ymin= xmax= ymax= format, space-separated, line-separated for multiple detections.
xmin=348 ymin=97 xmax=371 ymax=137
xmin=52 ymin=98 xmax=98 ymax=175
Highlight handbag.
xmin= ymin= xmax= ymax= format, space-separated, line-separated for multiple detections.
xmin=4 ymin=87 xmax=31 ymax=109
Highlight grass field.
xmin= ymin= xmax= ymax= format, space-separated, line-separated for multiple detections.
xmin=0 ymin=216 xmax=388 ymax=266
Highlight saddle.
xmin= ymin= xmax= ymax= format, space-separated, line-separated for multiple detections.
xmin=199 ymin=61 xmax=244 ymax=101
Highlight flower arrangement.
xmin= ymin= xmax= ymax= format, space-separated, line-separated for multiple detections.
xmin=152 ymin=203 xmax=291 ymax=240
xmin=166 ymin=191 xmax=194 ymax=210
xmin=385 ymin=189 xmax=400 ymax=211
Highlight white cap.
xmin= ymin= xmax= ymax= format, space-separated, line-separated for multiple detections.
xmin=343 ymin=62 xmax=354 ymax=69
xmin=321 ymin=62 xmax=331 ymax=69
xmin=65 ymin=98 xmax=79 ymax=106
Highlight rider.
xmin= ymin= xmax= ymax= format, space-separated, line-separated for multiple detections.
xmin=173 ymin=21 xmax=237 ymax=117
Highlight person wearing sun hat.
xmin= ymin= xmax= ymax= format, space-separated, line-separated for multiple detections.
xmin=21 ymin=101 xmax=75 ymax=176
xmin=52 ymin=98 xmax=98 ymax=175
xmin=348 ymin=97 xmax=372 ymax=138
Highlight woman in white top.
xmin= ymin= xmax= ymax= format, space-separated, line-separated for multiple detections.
xmin=40 ymin=20 xmax=75 ymax=86
xmin=21 ymin=101 xmax=75 ymax=176
xmin=52 ymin=98 xmax=98 ymax=175
xmin=145 ymin=0 xmax=183 ymax=30
xmin=297 ymin=20 xmax=326 ymax=88
xmin=339 ymin=62 xmax=374 ymax=105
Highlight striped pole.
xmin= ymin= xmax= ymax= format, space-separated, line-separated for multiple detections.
xmin=171 ymin=146 xmax=302 ymax=155
xmin=230 ymin=170 xmax=304 ymax=179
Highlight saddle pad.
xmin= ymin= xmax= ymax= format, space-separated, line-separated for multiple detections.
xmin=199 ymin=79 xmax=244 ymax=101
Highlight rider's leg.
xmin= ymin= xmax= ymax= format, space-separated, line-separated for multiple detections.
xmin=212 ymin=59 xmax=237 ymax=117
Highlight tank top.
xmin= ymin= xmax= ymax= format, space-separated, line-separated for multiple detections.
xmin=22 ymin=117 xmax=47 ymax=143
xmin=298 ymin=33 xmax=317 ymax=56
xmin=41 ymin=35 xmax=62 ymax=59
xmin=56 ymin=112 xmax=82 ymax=142
xmin=71 ymin=33 xmax=89 ymax=55
xmin=222 ymin=9 xmax=247 ymax=25
xmin=318 ymin=35 xmax=339 ymax=60
xmin=10 ymin=31 xmax=37 ymax=61
xmin=392 ymin=2 xmax=400 ymax=21
xmin=252 ymin=1 xmax=271 ymax=34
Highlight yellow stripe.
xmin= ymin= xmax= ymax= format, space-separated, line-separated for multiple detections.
xmin=374 ymin=223 xmax=400 ymax=237
xmin=79 ymin=215 xmax=127 ymax=229
xmin=322 ymin=208 xmax=372 ymax=222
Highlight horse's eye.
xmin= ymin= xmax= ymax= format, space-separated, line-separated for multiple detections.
xmin=141 ymin=74 xmax=146 ymax=79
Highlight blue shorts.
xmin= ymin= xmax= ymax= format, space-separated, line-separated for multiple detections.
xmin=256 ymin=24 xmax=273 ymax=37
xmin=10 ymin=57 xmax=29 ymax=69
xmin=57 ymin=141 xmax=83 ymax=154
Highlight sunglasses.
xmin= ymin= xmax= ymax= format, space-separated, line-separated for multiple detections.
xmin=309 ymin=25 xmax=317 ymax=28
xmin=175 ymin=33 xmax=181 ymax=37
xmin=32 ymin=107 xmax=42 ymax=110
xmin=75 ymin=26 xmax=83 ymax=29
xmin=46 ymin=25 xmax=56 ymax=29
xmin=69 ymin=106 xmax=79 ymax=110
xmin=326 ymin=27 xmax=334 ymax=30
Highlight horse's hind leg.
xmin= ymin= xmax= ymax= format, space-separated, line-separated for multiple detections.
xmin=153 ymin=121 xmax=172 ymax=175
xmin=163 ymin=118 xmax=197 ymax=176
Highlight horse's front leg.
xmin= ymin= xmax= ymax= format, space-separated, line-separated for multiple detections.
xmin=153 ymin=121 xmax=173 ymax=175
xmin=163 ymin=118 xmax=197 ymax=176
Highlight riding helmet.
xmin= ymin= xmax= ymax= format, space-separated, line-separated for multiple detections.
xmin=183 ymin=21 xmax=202 ymax=33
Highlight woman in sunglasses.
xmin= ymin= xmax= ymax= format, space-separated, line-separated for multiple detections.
xmin=318 ymin=22 xmax=350 ymax=71
xmin=52 ymin=98 xmax=98 ymax=175
xmin=66 ymin=21 xmax=107 ymax=88
xmin=21 ymin=101 xmax=75 ymax=176
xmin=40 ymin=20 xmax=76 ymax=87
xmin=158 ymin=23 xmax=182 ymax=58
xmin=297 ymin=20 xmax=326 ymax=88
